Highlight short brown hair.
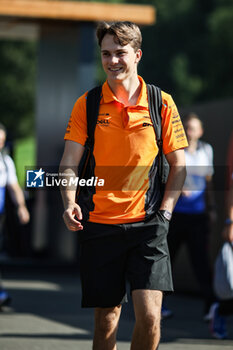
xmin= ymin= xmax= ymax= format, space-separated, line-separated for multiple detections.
xmin=184 ymin=113 xmax=203 ymax=129
xmin=96 ymin=21 xmax=142 ymax=52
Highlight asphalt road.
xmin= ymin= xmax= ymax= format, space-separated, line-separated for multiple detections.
xmin=0 ymin=263 xmax=233 ymax=350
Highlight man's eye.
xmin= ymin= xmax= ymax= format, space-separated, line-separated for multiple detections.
xmin=102 ymin=52 xmax=109 ymax=57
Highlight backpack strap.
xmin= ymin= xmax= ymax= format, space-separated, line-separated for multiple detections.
xmin=146 ymin=84 xmax=162 ymax=147
xmin=147 ymin=84 xmax=169 ymax=185
xmin=76 ymin=86 xmax=102 ymax=199
xmin=86 ymin=85 xmax=102 ymax=149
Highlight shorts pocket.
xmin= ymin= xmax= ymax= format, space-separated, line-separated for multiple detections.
xmin=156 ymin=210 xmax=170 ymax=227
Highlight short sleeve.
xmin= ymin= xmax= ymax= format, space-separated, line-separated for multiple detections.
xmin=161 ymin=92 xmax=188 ymax=154
xmin=5 ymin=155 xmax=18 ymax=185
xmin=64 ymin=92 xmax=88 ymax=146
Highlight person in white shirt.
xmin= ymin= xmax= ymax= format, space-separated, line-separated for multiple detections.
xmin=0 ymin=123 xmax=30 ymax=308
xmin=166 ymin=113 xmax=216 ymax=320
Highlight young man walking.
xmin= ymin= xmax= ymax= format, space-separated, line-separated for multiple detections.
xmin=60 ymin=21 xmax=188 ymax=350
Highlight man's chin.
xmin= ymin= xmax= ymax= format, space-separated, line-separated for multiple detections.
xmin=108 ymin=74 xmax=124 ymax=83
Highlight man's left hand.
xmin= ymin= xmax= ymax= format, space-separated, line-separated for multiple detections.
xmin=17 ymin=204 xmax=30 ymax=225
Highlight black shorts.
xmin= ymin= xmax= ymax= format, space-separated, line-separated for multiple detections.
xmin=78 ymin=212 xmax=173 ymax=308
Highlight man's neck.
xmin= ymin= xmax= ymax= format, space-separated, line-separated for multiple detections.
xmin=107 ymin=75 xmax=141 ymax=106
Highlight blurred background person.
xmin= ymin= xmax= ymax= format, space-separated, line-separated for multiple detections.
xmin=163 ymin=113 xmax=216 ymax=320
xmin=0 ymin=123 xmax=30 ymax=308
xmin=209 ymin=130 xmax=233 ymax=339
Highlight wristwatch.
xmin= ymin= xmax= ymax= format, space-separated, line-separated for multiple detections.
xmin=159 ymin=210 xmax=172 ymax=222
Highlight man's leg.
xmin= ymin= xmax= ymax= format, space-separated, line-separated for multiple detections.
xmin=131 ymin=290 xmax=163 ymax=350
xmin=93 ymin=305 xmax=122 ymax=350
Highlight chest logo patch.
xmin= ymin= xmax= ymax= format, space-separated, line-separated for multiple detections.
xmin=97 ymin=119 xmax=110 ymax=126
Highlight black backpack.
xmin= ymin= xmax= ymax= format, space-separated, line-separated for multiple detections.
xmin=76 ymin=84 xmax=169 ymax=198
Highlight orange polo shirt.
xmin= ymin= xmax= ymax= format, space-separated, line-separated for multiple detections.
xmin=64 ymin=76 xmax=188 ymax=224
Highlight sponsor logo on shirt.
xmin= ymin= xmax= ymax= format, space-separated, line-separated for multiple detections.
xmin=66 ymin=115 xmax=72 ymax=133
xmin=142 ymin=122 xmax=153 ymax=127
xmin=172 ymin=119 xmax=180 ymax=125
xmin=97 ymin=119 xmax=110 ymax=126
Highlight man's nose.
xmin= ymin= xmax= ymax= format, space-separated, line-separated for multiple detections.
xmin=110 ymin=55 xmax=119 ymax=64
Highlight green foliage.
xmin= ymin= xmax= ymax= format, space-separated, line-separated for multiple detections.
xmin=155 ymin=0 xmax=196 ymax=22
xmin=0 ymin=0 xmax=232 ymax=141
xmin=14 ymin=137 xmax=36 ymax=187
xmin=170 ymin=54 xmax=203 ymax=105
xmin=207 ymin=5 xmax=233 ymax=99
xmin=0 ymin=40 xmax=37 ymax=139
xmin=73 ymin=0 xmax=124 ymax=3
xmin=133 ymin=0 xmax=233 ymax=105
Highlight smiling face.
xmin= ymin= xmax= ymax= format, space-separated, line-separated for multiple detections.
xmin=100 ymin=34 xmax=142 ymax=85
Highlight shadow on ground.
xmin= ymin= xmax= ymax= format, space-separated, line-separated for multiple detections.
xmin=0 ymin=264 xmax=233 ymax=348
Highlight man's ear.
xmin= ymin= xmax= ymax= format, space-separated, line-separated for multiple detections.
xmin=135 ymin=49 xmax=142 ymax=64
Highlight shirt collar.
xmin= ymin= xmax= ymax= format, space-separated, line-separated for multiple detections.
xmin=101 ymin=76 xmax=148 ymax=108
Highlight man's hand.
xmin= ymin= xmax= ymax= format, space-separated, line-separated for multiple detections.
xmin=17 ymin=204 xmax=30 ymax=225
xmin=63 ymin=202 xmax=83 ymax=231
xmin=59 ymin=141 xmax=85 ymax=231
xmin=7 ymin=183 xmax=30 ymax=225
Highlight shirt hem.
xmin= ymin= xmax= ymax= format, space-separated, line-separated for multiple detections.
xmin=87 ymin=215 xmax=146 ymax=225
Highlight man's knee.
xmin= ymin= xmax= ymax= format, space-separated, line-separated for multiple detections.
xmin=95 ymin=306 xmax=121 ymax=333
xmin=132 ymin=289 xmax=162 ymax=333
xmin=136 ymin=311 xmax=161 ymax=334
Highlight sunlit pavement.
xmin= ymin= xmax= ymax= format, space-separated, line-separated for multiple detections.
xmin=0 ymin=263 xmax=233 ymax=350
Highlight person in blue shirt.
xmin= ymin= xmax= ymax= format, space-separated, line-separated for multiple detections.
xmin=167 ymin=113 xmax=216 ymax=320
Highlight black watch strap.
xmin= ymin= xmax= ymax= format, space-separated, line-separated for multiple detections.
xmin=159 ymin=210 xmax=172 ymax=221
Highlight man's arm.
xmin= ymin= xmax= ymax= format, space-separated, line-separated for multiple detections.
xmin=159 ymin=149 xmax=186 ymax=213
xmin=7 ymin=182 xmax=30 ymax=224
xmin=59 ymin=140 xmax=85 ymax=231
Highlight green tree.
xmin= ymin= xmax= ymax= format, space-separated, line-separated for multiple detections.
xmin=137 ymin=0 xmax=213 ymax=105
xmin=0 ymin=0 xmax=232 ymax=136
xmin=0 ymin=40 xmax=37 ymax=139
xmin=130 ymin=0 xmax=232 ymax=106
xmin=207 ymin=3 xmax=233 ymax=100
